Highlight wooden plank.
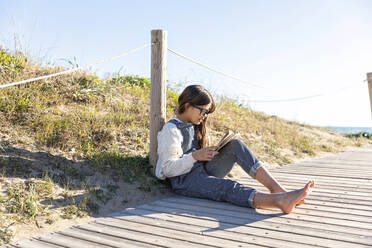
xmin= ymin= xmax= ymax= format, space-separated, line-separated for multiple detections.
xmin=239 ymin=183 xmax=372 ymax=213
xmin=162 ymin=196 xmax=372 ymax=224
xmin=111 ymin=207 xmax=371 ymax=247
xmin=303 ymin=156 xmax=372 ymax=161
xmin=313 ymin=157 xmax=372 ymax=162
xmin=135 ymin=203 xmax=372 ymax=242
xmin=304 ymin=158 xmax=372 ymax=162
xmin=320 ymin=160 xmax=371 ymax=164
xmin=12 ymin=237 xmax=65 ymax=247
xmin=95 ymin=215 xmax=315 ymax=248
xmin=276 ymin=164 xmax=372 ymax=171
xmin=249 ymin=173 xmax=372 ymax=184
xmin=282 ymin=157 xmax=372 ymax=164
xmin=57 ymin=227 xmax=156 ymax=248
xmin=279 ymin=194 xmax=372 ymax=207
xmin=318 ymin=154 xmax=372 ymax=159
xmin=299 ymin=161 xmax=372 ymax=166
xmin=293 ymin=202 xmax=372 ymax=216
xmin=160 ymin=198 xmax=372 ymax=227
xmin=220 ymin=184 xmax=372 ymax=205
xmin=93 ymin=219 xmax=262 ymax=248
xmin=303 ymin=152 xmax=372 ymax=158
xmin=34 ymin=232 xmax=107 ymax=248
xmin=245 ymin=181 xmax=372 ymax=193
xmin=237 ymin=189 xmax=372 ymax=217
xmin=273 ymin=166 xmax=372 ymax=173
xmin=0 ymin=244 xmax=18 ymax=248
xmin=268 ymin=170 xmax=372 ymax=180
xmin=241 ymin=181 xmax=372 ymax=198
xmin=273 ymin=167 xmax=372 ymax=174
xmin=243 ymin=180 xmax=372 ymax=197
xmin=75 ymin=222 xmax=213 ymax=248
xmin=0 ymin=245 xmax=14 ymax=248
xmin=239 ymin=179 xmax=372 ymax=193
xmin=239 ymin=176 xmax=372 ymax=190
xmin=240 ymin=175 xmax=372 ymax=188
xmin=280 ymin=158 xmax=372 ymax=164
xmin=299 ymin=199 xmax=372 ymax=211
xmin=260 ymin=170 xmax=372 ymax=182
xmin=241 ymin=176 xmax=372 ymax=190
xmin=157 ymin=197 xmax=372 ymax=231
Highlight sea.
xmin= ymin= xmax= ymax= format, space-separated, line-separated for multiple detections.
xmin=322 ymin=126 xmax=372 ymax=134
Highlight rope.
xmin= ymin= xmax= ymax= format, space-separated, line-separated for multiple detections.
xmin=0 ymin=43 xmax=153 ymax=89
xmin=2 ymin=42 xmax=369 ymax=104
xmin=248 ymin=93 xmax=325 ymax=103
xmin=245 ymin=82 xmax=364 ymax=103
xmin=167 ymin=47 xmax=268 ymax=89
xmin=167 ymin=48 xmax=371 ymax=103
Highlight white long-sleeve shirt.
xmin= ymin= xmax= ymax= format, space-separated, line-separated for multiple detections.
xmin=155 ymin=117 xmax=199 ymax=180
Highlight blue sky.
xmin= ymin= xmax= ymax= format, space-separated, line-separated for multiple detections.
xmin=1 ymin=0 xmax=372 ymax=127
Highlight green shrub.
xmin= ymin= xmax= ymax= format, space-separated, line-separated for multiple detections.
xmin=109 ymin=74 xmax=150 ymax=88
xmin=0 ymin=48 xmax=26 ymax=76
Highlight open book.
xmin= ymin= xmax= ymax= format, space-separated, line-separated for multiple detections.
xmin=214 ymin=130 xmax=241 ymax=151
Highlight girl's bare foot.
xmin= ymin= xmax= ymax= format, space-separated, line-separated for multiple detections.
xmin=297 ymin=199 xmax=306 ymax=205
xmin=277 ymin=180 xmax=314 ymax=214
xmin=271 ymin=188 xmax=306 ymax=206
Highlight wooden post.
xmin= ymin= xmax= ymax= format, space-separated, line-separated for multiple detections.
xmin=367 ymin=72 xmax=372 ymax=120
xmin=149 ymin=30 xmax=167 ymax=177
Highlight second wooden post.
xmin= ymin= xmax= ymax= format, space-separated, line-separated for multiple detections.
xmin=367 ymin=72 xmax=372 ymax=120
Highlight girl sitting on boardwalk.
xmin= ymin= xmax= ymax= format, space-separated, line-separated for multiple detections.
xmin=155 ymin=84 xmax=314 ymax=214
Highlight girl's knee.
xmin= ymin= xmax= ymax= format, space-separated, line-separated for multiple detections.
xmin=230 ymin=138 xmax=242 ymax=146
xmin=223 ymin=138 xmax=243 ymax=152
xmin=224 ymin=138 xmax=250 ymax=156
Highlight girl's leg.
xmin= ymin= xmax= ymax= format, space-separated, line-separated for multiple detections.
xmin=171 ymin=164 xmax=315 ymax=213
xmin=204 ymin=138 xmax=306 ymax=205
xmin=252 ymin=180 xmax=314 ymax=214
xmin=253 ymin=155 xmax=306 ymax=205
xmin=172 ymin=165 xmax=258 ymax=208
xmin=205 ymin=138 xmax=285 ymax=191
xmin=255 ymin=166 xmax=286 ymax=193
xmin=204 ymin=138 xmax=263 ymax=179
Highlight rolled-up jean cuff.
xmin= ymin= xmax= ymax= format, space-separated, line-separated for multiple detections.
xmin=248 ymin=188 xmax=257 ymax=208
xmin=249 ymin=160 xmax=264 ymax=178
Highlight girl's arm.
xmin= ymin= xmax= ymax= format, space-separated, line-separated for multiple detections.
xmin=156 ymin=125 xmax=197 ymax=179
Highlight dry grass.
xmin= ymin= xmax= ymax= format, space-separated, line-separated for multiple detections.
xmin=0 ymin=47 xmax=371 ymax=244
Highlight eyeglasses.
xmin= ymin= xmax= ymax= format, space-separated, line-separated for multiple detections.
xmin=190 ymin=102 xmax=210 ymax=117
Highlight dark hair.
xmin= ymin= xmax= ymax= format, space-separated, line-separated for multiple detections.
xmin=176 ymin=84 xmax=216 ymax=148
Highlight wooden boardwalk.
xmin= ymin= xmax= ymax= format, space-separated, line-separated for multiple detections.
xmin=2 ymin=145 xmax=372 ymax=247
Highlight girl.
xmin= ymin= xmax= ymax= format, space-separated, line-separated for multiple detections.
xmin=155 ymin=84 xmax=314 ymax=214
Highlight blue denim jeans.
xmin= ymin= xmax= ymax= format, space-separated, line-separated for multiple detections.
xmin=167 ymin=138 xmax=263 ymax=208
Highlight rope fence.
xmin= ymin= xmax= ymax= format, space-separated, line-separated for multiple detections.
xmin=0 ymin=41 xmax=367 ymax=103
xmin=244 ymin=81 xmax=365 ymax=103
xmin=0 ymin=43 xmax=153 ymax=89
xmin=167 ymin=47 xmax=367 ymax=103
xmin=167 ymin=47 xmax=268 ymax=90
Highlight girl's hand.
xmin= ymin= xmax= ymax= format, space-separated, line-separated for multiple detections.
xmin=192 ymin=146 xmax=219 ymax=161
